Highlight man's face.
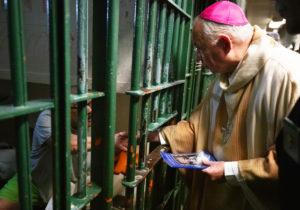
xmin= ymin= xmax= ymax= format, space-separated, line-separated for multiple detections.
xmin=275 ymin=0 xmax=300 ymax=34
xmin=192 ymin=20 xmax=226 ymax=74
xmin=71 ymin=100 xmax=92 ymax=130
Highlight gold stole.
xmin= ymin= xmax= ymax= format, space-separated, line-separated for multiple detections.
xmin=186 ymin=80 xmax=254 ymax=210
xmin=212 ymin=80 xmax=253 ymax=161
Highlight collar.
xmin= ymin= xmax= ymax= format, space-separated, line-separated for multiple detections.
xmin=219 ymin=26 xmax=276 ymax=93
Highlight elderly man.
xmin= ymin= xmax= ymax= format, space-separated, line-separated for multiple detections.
xmin=149 ymin=1 xmax=300 ymax=209
xmin=0 ymin=99 xmax=129 ymax=209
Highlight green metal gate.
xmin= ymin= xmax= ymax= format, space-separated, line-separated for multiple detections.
xmin=123 ymin=0 xmax=206 ymax=209
xmin=0 ymin=0 xmax=119 ymax=209
xmin=0 ymin=0 xmax=216 ymax=209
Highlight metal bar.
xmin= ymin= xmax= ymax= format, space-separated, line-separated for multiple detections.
xmin=91 ymin=0 xmax=106 ymax=208
xmin=126 ymin=80 xmax=184 ymax=96
xmin=137 ymin=1 xmax=158 ymax=208
xmin=70 ymin=92 xmax=105 ymax=103
xmin=91 ymin=0 xmax=119 ymax=209
xmin=175 ymin=1 xmax=187 ymax=121
xmin=0 ymin=92 xmax=105 ymax=121
xmin=70 ymin=183 xmax=102 ymax=210
xmin=102 ymin=0 xmax=119 ymax=207
xmin=192 ymin=63 xmax=202 ymax=109
xmin=126 ymin=0 xmax=146 ymax=209
xmin=49 ymin=0 xmax=72 ymax=208
xmin=148 ymin=111 xmax=178 ymax=131
xmin=0 ymin=100 xmax=53 ymax=120
xmin=7 ymin=0 xmax=32 ymax=209
xmin=122 ymin=145 xmax=169 ymax=188
xmin=164 ymin=0 xmax=191 ymax=19
xmin=145 ymin=171 xmax=154 ymax=210
xmin=76 ymin=0 xmax=88 ymax=199
xmin=159 ymin=7 xmax=175 ymax=118
xmin=151 ymin=2 xmax=167 ymax=124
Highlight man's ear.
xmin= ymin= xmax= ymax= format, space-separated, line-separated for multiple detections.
xmin=218 ymin=35 xmax=231 ymax=54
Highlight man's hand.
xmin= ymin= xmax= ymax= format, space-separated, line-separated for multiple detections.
xmin=114 ymin=131 xmax=129 ymax=154
xmin=201 ymin=160 xmax=225 ymax=182
xmin=147 ymin=130 xmax=160 ymax=143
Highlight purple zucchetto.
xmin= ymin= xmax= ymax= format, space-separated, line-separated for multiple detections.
xmin=199 ymin=1 xmax=248 ymax=26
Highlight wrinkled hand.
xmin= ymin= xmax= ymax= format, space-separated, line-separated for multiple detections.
xmin=201 ymin=160 xmax=225 ymax=182
xmin=114 ymin=131 xmax=129 ymax=154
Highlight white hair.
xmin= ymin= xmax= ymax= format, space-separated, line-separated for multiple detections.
xmin=195 ymin=17 xmax=253 ymax=45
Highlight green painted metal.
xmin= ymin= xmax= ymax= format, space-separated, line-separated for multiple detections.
xmin=175 ymin=1 xmax=187 ymax=121
xmin=159 ymin=7 xmax=175 ymax=118
xmin=71 ymin=183 xmax=102 ymax=210
xmin=70 ymin=92 xmax=105 ymax=103
xmin=91 ymin=0 xmax=107 ymax=208
xmin=152 ymin=2 xmax=167 ymax=125
xmin=185 ymin=2 xmax=195 ymax=117
xmin=7 ymin=1 xmax=32 ymax=209
xmin=0 ymin=100 xmax=54 ymax=120
xmin=126 ymin=80 xmax=185 ymax=96
xmin=137 ymin=1 xmax=157 ymax=207
xmin=76 ymin=0 xmax=88 ymax=199
xmin=145 ymin=171 xmax=154 ymax=210
xmin=148 ymin=111 xmax=178 ymax=132
xmin=200 ymin=67 xmax=215 ymax=99
xmin=91 ymin=0 xmax=119 ymax=209
xmin=192 ymin=69 xmax=202 ymax=109
xmin=126 ymin=0 xmax=146 ymax=209
xmin=165 ymin=0 xmax=191 ymax=19
xmin=49 ymin=0 xmax=72 ymax=209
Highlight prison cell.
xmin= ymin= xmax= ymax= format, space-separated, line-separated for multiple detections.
xmin=0 ymin=0 xmax=216 ymax=209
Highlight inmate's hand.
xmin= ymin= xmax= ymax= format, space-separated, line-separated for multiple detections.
xmin=114 ymin=131 xmax=129 ymax=154
xmin=201 ymin=160 xmax=225 ymax=182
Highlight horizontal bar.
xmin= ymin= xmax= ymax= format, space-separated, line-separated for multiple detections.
xmin=185 ymin=73 xmax=191 ymax=78
xmin=181 ymin=113 xmax=187 ymax=120
xmin=70 ymin=91 xmax=105 ymax=103
xmin=202 ymin=71 xmax=214 ymax=76
xmin=0 ymin=91 xmax=105 ymax=121
xmin=165 ymin=0 xmax=191 ymax=19
xmin=0 ymin=99 xmax=54 ymax=120
xmin=126 ymin=80 xmax=185 ymax=96
xmin=148 ymin=111 xmax=178 ymax=132
xmin=122 ymin=145 xmax=170 ymax=188
xmin=70 ymin=183 xmax=102 ymax=210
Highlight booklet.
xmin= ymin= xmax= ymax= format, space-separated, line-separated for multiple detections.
xmin=160 ymin=151 xmax=216 ymax=169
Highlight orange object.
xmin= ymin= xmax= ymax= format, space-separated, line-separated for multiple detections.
xmin=114 ymin=151 xmax=139 ymax=175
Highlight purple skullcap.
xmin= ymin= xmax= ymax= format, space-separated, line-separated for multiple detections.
xmin=199 ymin=1 xmax=248 ymax=26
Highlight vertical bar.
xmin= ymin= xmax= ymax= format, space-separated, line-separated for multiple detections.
xmin=7 ymin=0 xmax=32 ymax=209
xmin=183 ymin=1 xmax=194 ymax=117
xmin=77 ymin=0 xmax=88 ymax=198
xmin=91 ymin=0 xmax=119 ymax=209
xmin=91 ymin=0 xmax=107 ymax=208
xmin=137 ymin=0 xmax=157 ymax=209
xmin=126 ymin=0 xmax=146 ymax=208
xmin=169 ymin=0 xmax=181 ymax=115
xmin=159 ymin=7 xmax=175 ymax=118
xmin=49 ymin=0 xmax=72 ymax=209
xmin=152 ymin=2 xmax=166 ymax=126
xmin=145 ymin=171 xmax=154 ymax=210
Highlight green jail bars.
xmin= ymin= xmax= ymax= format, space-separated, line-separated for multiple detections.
xmin=0 ymin=0 xmax=213 ymax=209
xmin=124 ymin=0 xmax=207 ymax=209
xmin=0 ymin=0 xmax=118 ymax=209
